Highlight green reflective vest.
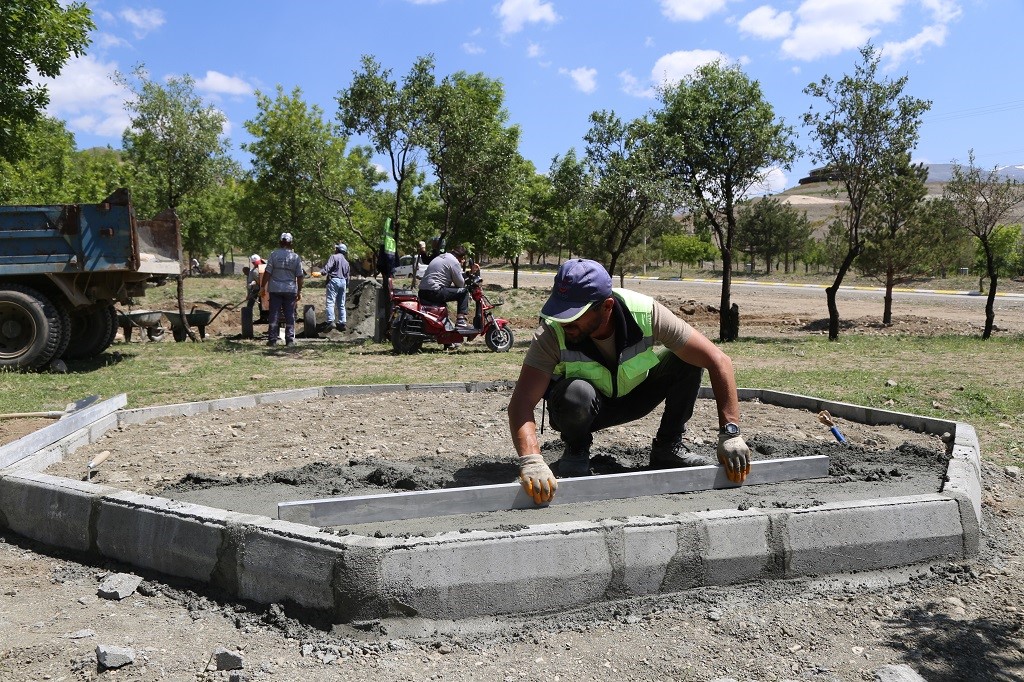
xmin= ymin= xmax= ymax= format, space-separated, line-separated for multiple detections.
xmin=550 ymin=288 xmax=665 ymax=398
xmin=382 ymin=218 xmax=396 ymax=255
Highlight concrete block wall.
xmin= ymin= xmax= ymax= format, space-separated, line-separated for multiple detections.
xmin=0 ymin=383 xmax=985 ymax=623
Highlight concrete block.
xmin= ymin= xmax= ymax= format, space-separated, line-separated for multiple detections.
xmin=87 ymin=413 xmax=118 ymax=444
xmin=324 ymin=384 xmax=405 ymax=396
xmin=256 ymin=387 xmax=323 ymax=404
xmin=619 ymin=520 xmax=680 ymax=595
xmin=119 ymin=400 xmax=211 ymax=426
xmin=208 ymin=395 xmax=259 ymax=412
xmin=379 ymin=527 xmax=612 ymax=619
xmin=701 ymin=512 xmax=775 ymax=585
xmin=9 ymin=442 xmax=64 ymax=472
xmin=784 ymin=495 xmax=966 ymax=576
xmin=404 ymin=383 xmax=467 ymax=393
xmin=0 ymin=472 xmax=116 ymax=551
xmin=232 ymin=521 xmax=339 ymax=611
xmin=466 ymin=380 xmax=515 ymax=393
xmin=95 ymin=492 xmax=228 ymax=582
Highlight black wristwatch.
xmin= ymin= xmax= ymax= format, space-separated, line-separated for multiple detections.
xmin=720 ymin=422 xmax=740 ymax=436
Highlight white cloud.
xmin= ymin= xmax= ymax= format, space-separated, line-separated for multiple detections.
xmin=496 ymin=0 xmax=559 ymax=34
xmin=39 ymin=54 xmax=131 ymax=139
xmin=660 ymin=0 xmax=728 ymax=22
xmin=527 ymin=41 xmax=543 ymax=58
xmin=119 ymin=8 xmax=165 ymax=39
xmin=644 ymin=36 xmax=655 ymax=48
xmin=651 ymin=49 xmax=729 ymax=87
xmin=921 ymin=0 xmax=961 ymax=23
xmin=558 ymin=66 xmax=597 ymax=93
xmin=195 ymin=71 xmax=253 ymax=97
xmin=619 ymin=70 xmax=655 ymax=99
xmin=881 ymin=23 xmax=948 ymax=66
xmin=95 ymin=32 xmax=130 ymax=50
xmin=462 ymin=42 xmax=485 ymax=55
xmin=739 ymin=5 xmax=793 ymax=39
xmin=781 ymin=19 xmax=876 ymax=60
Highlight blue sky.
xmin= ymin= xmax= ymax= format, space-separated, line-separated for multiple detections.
xmin=39 ymin=0 xmax=1024 ymax=192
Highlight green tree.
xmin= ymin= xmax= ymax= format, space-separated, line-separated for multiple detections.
xmin=177 ymin=172 xmax=243 ymax=267
xmin=858 ymin=156 xmax=932 ymax=324
xmin=582 ymin=111 xmax=670 ymax=283
xmin=336 ymin=54 xmax=436 ymax=265
xmin=736 ymin=197 xmax=811 ymax=275
xmin=547 ymin=149 xmax=595 ymax=264
xmin=118 ymin=65 xmax=231 ymax=215
xmin=423 ymin=71 xmax=524 ymax=250
xmin=944 ymin=151 xmax=1024 ymax=338
xmin=0 ymin=0 xmax=93 ymax=162
xmin=0 ymin=115 xmax=75 ymax=202
xmin=241 ymin=85 xmax=376 ymax=264
xmin=656 ymin=61 xmax=798 ymax=340
xmin=802 ymin=44 xmax=931 ymax=339
xmin=661 ymin=232 xmax=719 ymax=277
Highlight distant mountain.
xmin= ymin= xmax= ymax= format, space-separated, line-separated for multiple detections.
xmin=924 ymin=163 xmax=1024 ymax=183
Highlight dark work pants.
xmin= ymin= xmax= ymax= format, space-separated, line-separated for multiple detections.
xmin=547 ymin=352 xmax=704 ymax=449
xmin=419 ymin=287 xmax=469 ymax=316
xmin=268 ymin=291 xmax=297 ymax=343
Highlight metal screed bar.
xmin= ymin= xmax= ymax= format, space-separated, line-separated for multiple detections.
xmin=278 ymin=455 xmax=830 ymax=527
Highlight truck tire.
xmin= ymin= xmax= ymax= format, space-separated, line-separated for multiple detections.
xmin=64 ymin=305 xmax=116 ymax=360
xmin=0 ymin=284 xmax=63 ymax=370
xmin=52 ymin=302 xmax=73 ymax=361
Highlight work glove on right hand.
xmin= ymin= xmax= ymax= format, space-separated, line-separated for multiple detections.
xmin=717 ymin=433 xmax=751 ymax=484
xmin=518 ymin=454 xmax=557 ymax=505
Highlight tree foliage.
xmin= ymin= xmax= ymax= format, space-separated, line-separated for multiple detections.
xmin=802 ymin=44 xmax=931 ymax=339
xmin=661 ymin=232 xmax=719 ymax=277
xmin=656 ymin=60 xmax=798 ymax=340
xmin=119 ymin=66 xmax=231 ymax=215
xmin=857 ymin=156 xmax=933 ymax=323
xmin=0 ymin=0 xmax=93 ymax=162
xmin=736 ymin=197 xmax=812 ymax=274
xmin=943 ymin=151 xmax=1024 ymax=338
xmin=337 ymin=54 xmax=436 ymax=260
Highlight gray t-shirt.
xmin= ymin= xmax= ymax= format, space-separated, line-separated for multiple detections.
xmin=418 ymin=252 xmax=465 ymax=293
xmin=523 ymin=298 xmax=695 ymax=376
xmin=264 ymin=247 xmax=304 ymax=294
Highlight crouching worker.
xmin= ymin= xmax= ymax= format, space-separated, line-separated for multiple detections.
xmin=508 ymin=258 xmax=751 ymax=505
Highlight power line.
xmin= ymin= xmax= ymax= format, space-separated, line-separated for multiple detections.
xmin=923 ymin=99 xmax=1024 ymax=123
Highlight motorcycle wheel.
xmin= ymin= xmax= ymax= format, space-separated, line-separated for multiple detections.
xmin=485 ymin=324 xmax=514 ymax=352
xmin=390 ymin=314 xmax=423 ymax=354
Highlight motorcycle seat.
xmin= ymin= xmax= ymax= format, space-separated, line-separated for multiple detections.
xmin=419 ymin=302 xmax=449 ymax=317
xmin=392 ymin=289 xmax=418 ymax=301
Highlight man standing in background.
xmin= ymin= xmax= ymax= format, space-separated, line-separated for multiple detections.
xmin=264 ymin=232 xmax=304 ymax=347
xmin=322 ymin=243 xmax=350 ymax=333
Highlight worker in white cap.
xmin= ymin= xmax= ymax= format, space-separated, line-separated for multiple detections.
xmin=263 ymin=232 xmax=304 ymax=347
xmin=244 ymin=254 xmax=265 ymax=320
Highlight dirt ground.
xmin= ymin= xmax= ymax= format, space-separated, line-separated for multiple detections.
xmin=3 ymin=281 xmax=1024 ymax=681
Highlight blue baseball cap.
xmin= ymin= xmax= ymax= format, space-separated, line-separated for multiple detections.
xmin=540 ymin=259 xmax=612 ymax=323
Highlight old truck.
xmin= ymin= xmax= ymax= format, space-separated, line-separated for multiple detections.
xmin=0 ymin=189 xmax=182 ymax=369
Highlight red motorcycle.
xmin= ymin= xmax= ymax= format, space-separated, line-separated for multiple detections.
xmin=389 ymin=273 xmax=514 ymax=353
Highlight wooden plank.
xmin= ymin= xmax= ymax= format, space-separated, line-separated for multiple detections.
xmin=0 ymin=394 xmax=127 ymax=469
xmin=278 ymin=455 xmax=830 ymax=527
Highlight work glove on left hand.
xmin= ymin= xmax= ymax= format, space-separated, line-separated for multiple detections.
xmin=717 ymin=434 xmax=751 ymax=484
xmin=519 ymin=454 xmax=557 ymax=505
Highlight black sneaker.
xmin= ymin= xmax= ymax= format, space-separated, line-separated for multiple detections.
xmin=336 ymin=322 xmax=346 ymax=332
xmin=556 ymin=441 xmax=591 ymax=477
xmin=650 ymin=436 xmax=713 ymax=469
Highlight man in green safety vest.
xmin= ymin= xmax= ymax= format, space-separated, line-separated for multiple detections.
xmin=508 ymin=258 xmax=751 ymax=505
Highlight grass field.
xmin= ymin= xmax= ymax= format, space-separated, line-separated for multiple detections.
xmin=1 ymin=270 xmax=1020 ymax=468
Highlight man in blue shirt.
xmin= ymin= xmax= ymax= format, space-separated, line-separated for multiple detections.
xmin=322 ymin=243 xmax=350 ymax=332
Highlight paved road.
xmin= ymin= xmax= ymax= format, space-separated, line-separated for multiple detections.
xmin=481 ymin=268 xmax=1024 ymax=326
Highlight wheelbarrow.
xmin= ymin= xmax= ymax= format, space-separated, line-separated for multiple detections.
xmin=163 ymin=302 xmax=230 ymax=341
xmin=116 ymin=310 xmax=166 ymax=342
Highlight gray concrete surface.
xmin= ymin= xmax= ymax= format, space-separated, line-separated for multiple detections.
xmin=0 ymin=383 xmax=982 ymax=624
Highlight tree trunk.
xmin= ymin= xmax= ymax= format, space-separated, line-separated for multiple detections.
xmin=883 ymin=265 xmax=894 ymax=325
xmin=826 ymin=246 xmax=858 ymax=341
xmin=984 ymin=247 xmax=998 ymax=339
xmin=719 ymin=248 xmax=734 ymax=341
xmin=513 ymin=255 xmax=520 ymax=290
